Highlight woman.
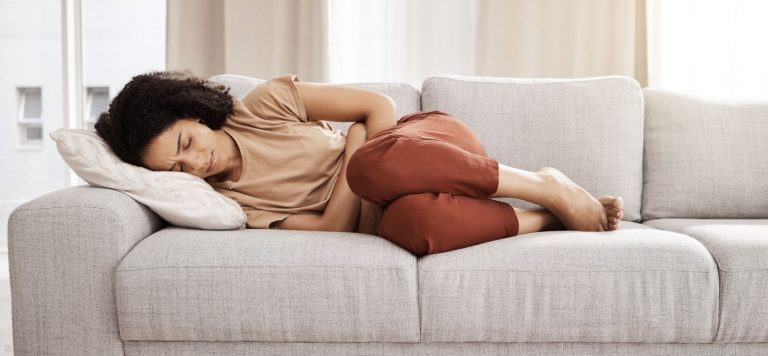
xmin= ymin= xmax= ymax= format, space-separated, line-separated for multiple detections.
xmin=95 ymin=70 xmax=624 ymax=257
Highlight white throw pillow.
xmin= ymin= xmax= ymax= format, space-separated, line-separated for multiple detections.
xmin=49 ymin=128 xmax=247 ymax=230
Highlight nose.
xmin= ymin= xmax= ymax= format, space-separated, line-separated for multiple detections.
xmin=181 ymin=150 xmax=207 ymax=175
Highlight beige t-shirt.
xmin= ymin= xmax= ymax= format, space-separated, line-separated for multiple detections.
xmin=206 ymin=74 xmax=347 ymax=228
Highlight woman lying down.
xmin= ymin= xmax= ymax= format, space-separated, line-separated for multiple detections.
xmin=94 ymin=70 xmax=624 ymax=257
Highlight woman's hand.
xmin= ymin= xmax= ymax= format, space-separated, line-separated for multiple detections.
xmin=321 ymin=123 xmax=367 ymax=232
xmin=346 ymin=122 xmax=368 ymax=146
xmin=346 ymin=123 xmax=387 ymax=235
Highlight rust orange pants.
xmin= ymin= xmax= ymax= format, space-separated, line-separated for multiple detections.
xmin=346 ymin=110 xmax=520 ymax=257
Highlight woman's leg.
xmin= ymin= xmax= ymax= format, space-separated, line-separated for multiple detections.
xmin=492 ymin=164 xmax=624 ymax=232
xmin=349 ymin=110 xmax=559 ymax=207
xmin=489 ymin=164 xmax=553 ymax=202
xmin=515 ymin=207 xmax=565 ymax=235
xmin=346 ymin=134 xmax=500 ymax=206
xmin=347 ymin=110 xmax=501 ymax=206
xmin=377 ymin=195 xmax=573 ymax=256
xmin=347 ymin=111 xmax=624 ymax=245
xmin=377 ymin=192 xmax=520 ymax=257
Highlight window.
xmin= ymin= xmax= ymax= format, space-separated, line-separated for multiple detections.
xmin=18 ymin=87 xmax=42 ymax=120
xmin=0 ymin=0 xmax=166 ymax=253
xmin=85 ymin=86 xmax=109 ymax=130
xmin=17 ymin=87 xmax=43 ymax=148
xmin=647 ymin=0 xmax=768 ymax=98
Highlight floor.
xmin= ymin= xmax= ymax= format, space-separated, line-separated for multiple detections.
xmin=0 ymin=246 xmax=13 ymax=354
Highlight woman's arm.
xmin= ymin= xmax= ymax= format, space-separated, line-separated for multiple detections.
xmin=320 ymin=99 xmax=397 ymax=233
xmin=321 ymin=122 xmax=367 ymax=232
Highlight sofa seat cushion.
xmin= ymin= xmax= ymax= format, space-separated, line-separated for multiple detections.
xmin=417 ymin=223 xmax=718 ymax=343
xmin=642 ymin=219 xmax=768 ymax=342
xmin=115 ymin=228 xmax=419 ymax=342
xmin=421 ymin=75 xmax=644 ymax=222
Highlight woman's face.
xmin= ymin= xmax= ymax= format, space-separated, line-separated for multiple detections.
xmin=142 ymin=118 xmax=224 ymax=179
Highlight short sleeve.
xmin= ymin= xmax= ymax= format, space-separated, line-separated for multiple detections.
xmin=240 ymin=73 xmax=308 ymax=123
xmin=243 ymin=205 xmax=292 ymax=229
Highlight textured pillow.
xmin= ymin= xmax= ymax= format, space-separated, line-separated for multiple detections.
xmin=49 ymin=128 xmax=247 ymax=230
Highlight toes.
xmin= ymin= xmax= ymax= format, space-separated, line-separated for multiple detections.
xmin=597 ymin=195 xmax=623 ymax=214
xmin=599 ymin=210 xmax=608 ymax=231
xmin=607 ymin=207 xmax=622 ymax=219
xmin=603 ymin=196 xmax=625 ymax=219
xmin=613 ymin=196 xmax=625 ymax=211
xmin=595 ymin=195 xmax=625 ymax=231
xmin=596 ymin=195 xmax=615 ymax=206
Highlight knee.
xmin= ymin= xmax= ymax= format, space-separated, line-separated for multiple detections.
xmin=377 ymin=193 xmax=438 ymax=257
xmin=345 ymin=139 xmax=402 ymax=205
xmin=345 ymin=149 xmax=374 ymax=200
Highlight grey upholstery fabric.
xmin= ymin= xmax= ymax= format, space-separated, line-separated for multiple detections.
xmin=8 ymin=186 xmax=166 ymax=355
xmin=421 ymin=75 xmax=645 ymax=222
xmin=642 ymin=89 xmax=768 ymax=220
xmin=642 ymin=219 xmax=768 ymax=342
xmin=417 ymin=223 xmax=719 ymax=343
xmin=123 ymin=340 xmax=768 ymax=356
xmin=116 ymin=227 xmax=419 ymax=342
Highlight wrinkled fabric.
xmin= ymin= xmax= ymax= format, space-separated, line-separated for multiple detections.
xmin=347 ymin=110 xmax=520 ymax=257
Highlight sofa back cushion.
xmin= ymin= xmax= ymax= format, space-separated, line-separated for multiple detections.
xmin=207 ymin=74 xmax=421 ymax=132
xmin=422 ymin=75 xmax=644 ymax=222
xmin=642 ymin=89 xmax=768 ymax=220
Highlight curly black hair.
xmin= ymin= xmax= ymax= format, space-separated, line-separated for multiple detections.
xmin=94 ymin=69 xmax=236 ymax=167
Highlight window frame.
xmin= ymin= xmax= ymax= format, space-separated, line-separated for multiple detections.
xmin=62 ymin=0 xmax=85 ymax=186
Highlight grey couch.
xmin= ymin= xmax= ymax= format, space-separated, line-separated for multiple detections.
xmin=9 ymin=74 xmax=768 ymax=355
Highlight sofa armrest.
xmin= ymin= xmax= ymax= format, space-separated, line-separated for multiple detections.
xmin=8 ymin=185 xmax=166 ymax=355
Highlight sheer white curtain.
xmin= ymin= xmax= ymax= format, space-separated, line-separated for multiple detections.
xmin=476 ymin=0 xmax=646 ymax=82
xmin=647 ymin=0 xmax=768 ymax=98
xmin=168 ymin=0 xmax=645 ymax=88
xmin=328 ymin=0 xmax=479 ymax=89
xmin=327 ymin=0 xmax=645 ymax=89
xmin=167 ymin=0 xmax=330 ymax=82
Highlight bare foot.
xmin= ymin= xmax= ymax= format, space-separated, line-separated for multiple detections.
xmin=597 ymin=195 xmax=624 ymax=231
xmin=536 ymin=167 xmax=607 ymax=232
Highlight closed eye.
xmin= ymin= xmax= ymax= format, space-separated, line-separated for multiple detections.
xmin=179 ymin=138 xmax=191 ymax=172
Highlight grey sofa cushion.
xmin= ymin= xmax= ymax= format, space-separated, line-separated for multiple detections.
xmin=417 ymin=222 xmax=719 ymax=343
xmin=642 ymin=219 xmax=768 ymax=342
xmin=421 ymin=75 xmax=644 ymax=222
xmin=115 ymin=228 xmax=419 ymax=342
xmin=642 ymin=89 xmax=768 ymax=220
xmin=207 ymin=74 xmax=422 ymax=132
